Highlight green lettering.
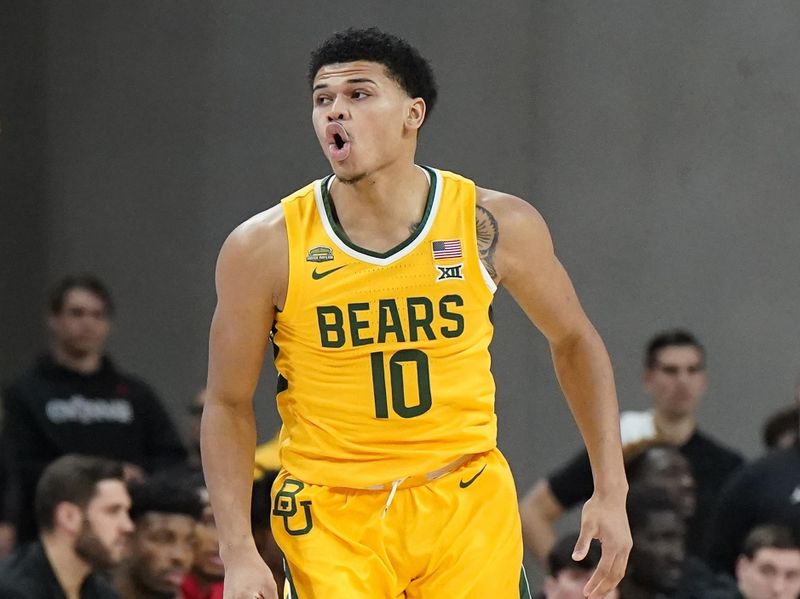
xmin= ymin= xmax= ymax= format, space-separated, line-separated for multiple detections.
xmin=439 ymin=294 xmax=465 ymax=338
xmin=347 ymin=302 xmax=373 ymax=346
xmin=377 ymin=299 xmax=406 ymax=343
xmin=316 ymin=306 xmax=345 ymax=348
xmin=389 ymin=349 xmax=432 ymax=418
xmin=407 ymin=297 xmax=436 ymax=342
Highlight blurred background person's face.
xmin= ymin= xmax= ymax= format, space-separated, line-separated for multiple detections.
xmin=48 ymin=287 xmax=111 ymax=359
xmin=128 ymin=512 xmax=196 ymax=596
xmin=627 ymin=510 xmax=686 ymax=595
xmin=644 ymin=346 xmax=707 ymax=420
xmin=736 ymin=547 xmax=800 ymax=599
xmin=191 ymin=502 xmax=224 ymax=582
xmin=636 ymin=447 xmax=697 ymax=520
xmin=75 ymin=480 xmax=134 ymax=568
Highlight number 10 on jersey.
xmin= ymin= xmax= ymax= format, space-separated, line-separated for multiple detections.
xmin=370 ymin=349 xmax=432 ymax=418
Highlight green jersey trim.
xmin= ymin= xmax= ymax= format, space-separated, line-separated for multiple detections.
xmin=314 ymin=166 xmax=441 ymax=266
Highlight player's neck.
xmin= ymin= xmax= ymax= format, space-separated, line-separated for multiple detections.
xmin=41 ymin=532 xmax=92 ymax=598
xmin=329 ymin=162 xmax=430 ymax=250
xmin=331 ymin=161 xmax=427 ymax=219
xmin=653 ymin=410 xmax=696 ymax=445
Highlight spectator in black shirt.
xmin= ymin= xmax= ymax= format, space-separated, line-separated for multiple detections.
xmin=0 ymin=454 xmax=133 ymax=599
xmin=1 ymin=275 xmax=188 ymax=544
xmin=520 ymin=329 xmax=743 ymax=564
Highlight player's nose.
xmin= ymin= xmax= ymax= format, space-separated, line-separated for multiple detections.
xmin=326 ymin=95 xmax=348 ymax=121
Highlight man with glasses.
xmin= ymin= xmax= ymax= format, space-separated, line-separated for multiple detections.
xmin=520 ymin=329 xmax=743 ymax=563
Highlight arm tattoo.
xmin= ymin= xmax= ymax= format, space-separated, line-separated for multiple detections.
xmin=476 ymin=205 xmax=499 ymax=280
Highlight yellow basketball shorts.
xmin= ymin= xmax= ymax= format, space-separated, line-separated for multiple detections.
xmin=271 ymin=448 xmax=531 ymax=598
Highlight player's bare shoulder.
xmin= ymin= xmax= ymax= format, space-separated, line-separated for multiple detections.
xmin=217 ymin=204 xmax=289 ymax=310
xmin=475 ymin=187 xmax=551 ymax=285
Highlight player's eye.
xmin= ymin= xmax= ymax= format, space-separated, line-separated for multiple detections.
xmin=352 ymin=90 xmax=368 ymax=99
xmin=315 ymin=95 xmax=332 ymax=106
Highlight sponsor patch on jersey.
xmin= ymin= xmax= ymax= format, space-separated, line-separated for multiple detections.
xmin=436 ymin=263 xmax=464 ymax=282
xmin=432 ymin=239 xmax=462 ymax=260
xmin=306 ymin=246 xmax=334 ymax=262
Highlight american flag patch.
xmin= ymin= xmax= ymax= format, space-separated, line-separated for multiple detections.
xmin=432 ymin=239 xmax=462 ymax=260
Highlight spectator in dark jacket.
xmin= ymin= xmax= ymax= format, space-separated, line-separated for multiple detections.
xmin=706 ymin=384 xmax=800 ymax=575
xmin=0 ymin=454 xmax=133 ymax=599
xmin=1 ymin=275 xmax=187 ymax=544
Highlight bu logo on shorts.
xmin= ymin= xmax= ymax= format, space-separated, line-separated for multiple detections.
xmin=273 ymin=478 xmax=314 ymax=536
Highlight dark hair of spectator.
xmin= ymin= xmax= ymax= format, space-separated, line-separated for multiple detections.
xmin=35 ymin=454 xmax=125 ymax=532
xmin=626 ymin=484 xmax=680 ymax=533
xmin=762 ymin=405 xmax=799 ymax=449
xmin=308 ymin=27 xmax=438 ymax=123
xmin=741 ymin=524 xmax=799 ymax=559
xmin=645 ymin=329 xmax=705 ymax=369
xmin=624 ymin=441 xmax=679 ymax=481
xmin=49 ymin=274 xmax=115 ymax=316
xmin=547 ymin=532 xmax=602 ymax=576
xmin=128 ymin=478 xmax=204 ymax=522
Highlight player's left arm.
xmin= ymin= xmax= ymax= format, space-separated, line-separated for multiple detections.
xmin=477 ymin=188 xmax=631 ymax=598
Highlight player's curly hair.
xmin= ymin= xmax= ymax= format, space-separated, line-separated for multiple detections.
xmin=308 ymin=27 xmax=438 ymax=123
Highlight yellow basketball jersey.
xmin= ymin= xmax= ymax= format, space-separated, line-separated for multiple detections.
xmin=273 ymin=166 xmax=498 ymax=487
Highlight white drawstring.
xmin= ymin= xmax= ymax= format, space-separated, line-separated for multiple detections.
xmin=381 ymin=477 xmax=406 ymax=518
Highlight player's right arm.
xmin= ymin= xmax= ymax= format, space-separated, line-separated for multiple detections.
xmin=202 ymin=205 xmax=288 ymax=599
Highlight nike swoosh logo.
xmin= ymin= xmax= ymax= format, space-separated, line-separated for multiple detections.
xmin=311 ymin=265 xmax=347 ymax=280
xmin=459 ymin=464 xmax=487 ymax=488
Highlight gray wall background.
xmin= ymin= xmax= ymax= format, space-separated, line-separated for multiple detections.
xmin=4 ymin=0 xmax=800 ymax=580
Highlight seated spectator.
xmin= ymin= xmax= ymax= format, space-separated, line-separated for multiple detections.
xmin=180 ymin=474 xmax=224 ymax=599
xmin=1 ymin=274 xmax=188 ymax=544
xmin=732 ymin=525 xmax=800 ymax=599
xmin=114 ymin=477 xmax=203 ymax=599
xmin=520 ymin=329 xmax=742 ymax=563
xmin=762 ymin=406 xmax=799 ymax=452
xmin=619 ymin=485 xmax=687 ymax=599
xmin=0 ymin=454 xmax=133 ymax=598
xmin=705 ymin=400 xmax=800 ymax=574
xmin=252 ymin=470 xmax=284 ymax=595
xmin=538 ymin=533 xmax=618 ymax=599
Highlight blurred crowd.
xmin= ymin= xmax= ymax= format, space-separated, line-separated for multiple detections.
xmin=0 ymin=275 xmax=797 ymax=599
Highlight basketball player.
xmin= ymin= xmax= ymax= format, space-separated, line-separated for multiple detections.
xmin=201 ymin=27 xmax=631 ymax=599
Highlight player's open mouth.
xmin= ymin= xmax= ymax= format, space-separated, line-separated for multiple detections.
xmin=326 ymin=122 xmax=351 ymax=162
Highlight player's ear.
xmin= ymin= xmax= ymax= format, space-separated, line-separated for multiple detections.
xmin=406 ymin=97 xmax=426 ymax=131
